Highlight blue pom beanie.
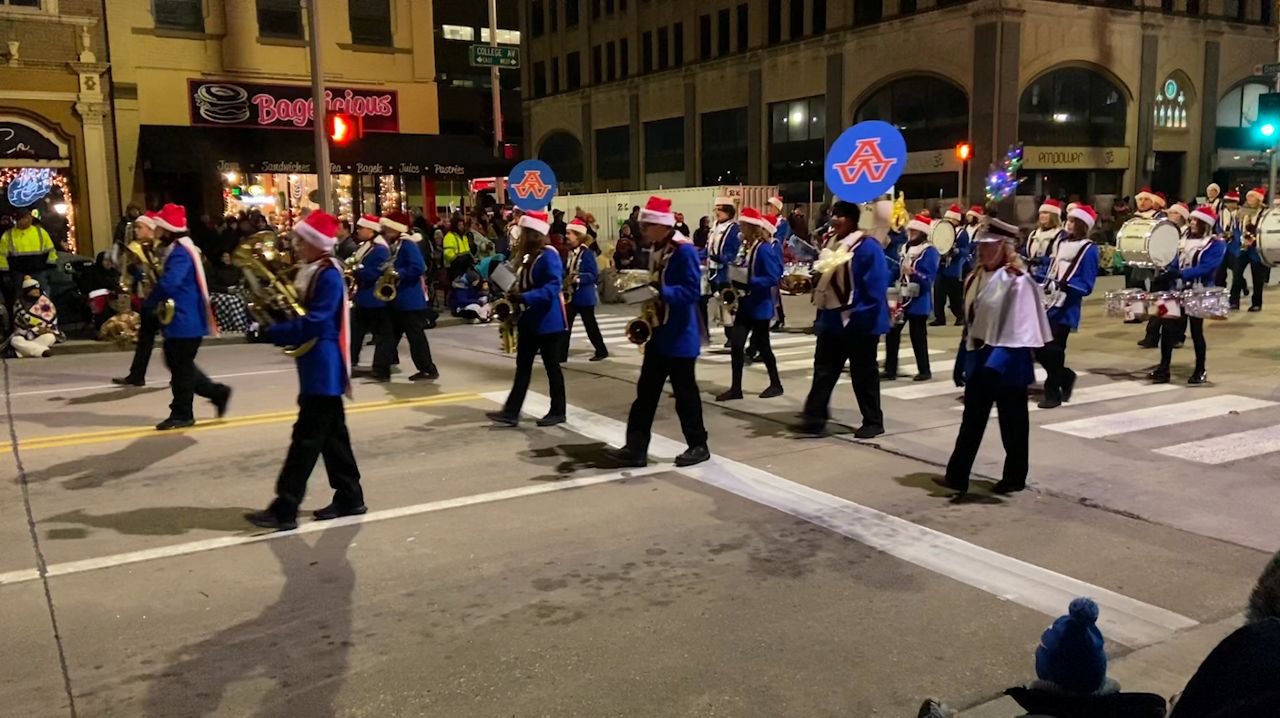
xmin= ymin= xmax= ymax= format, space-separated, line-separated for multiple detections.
xmin=1035 ymin=597 xmax=1107 ymax=695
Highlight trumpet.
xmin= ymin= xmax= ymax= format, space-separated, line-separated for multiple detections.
xmin=493 ymin=297 xmax=518 ymax=354
xmin=232 ymin=236 xmax=316 ymax=358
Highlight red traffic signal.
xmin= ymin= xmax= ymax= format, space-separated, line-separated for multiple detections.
xmin=326 ymin=113 xmax=362 ymax=146
xmin=955 ymin=142 xmax=973 ymax=162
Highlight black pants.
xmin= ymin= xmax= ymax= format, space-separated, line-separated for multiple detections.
xmin=1034 ymin=323 xmax=1073 ymax=400
xmin=884 ymin=315 xmax=930 ymax=376
xmin=1230 ymin=256 xmax=1265 ymax=309
xmin=502 ymin=330 xmax=567 ymax=417
xmin=933 ymin=275 xmax=963 ymax=322
xmin=350 ymin=306 xmax=390 ymax=365
xmin=1159 ymin=316 xmax=1207 ymax=372
xmin=161 ymin=337 xmax=224 ymax=421
xmin=126 ymin=310 xmax=161 ymax=382
xmin=270 ymin=395 xmax=363 ymax=521
xmin=802 ymin=332 xmax=883 ymax=428
xmin=377 ymin=309 xmax=436 ymax=375
xmin=729 ymin=318 xmax=780 ymax=391
xmin=562 ymin=303 xmax=607 ymax=360
xmin=773 ymin=288 xmax=786 ymax=326
xmin=698 ymin=296 xmax=712 ymax=342
xmin=625 ymin=352 xmax=707 ymax=454
xmin=945 ymin=367 xmax=1030 ymax=491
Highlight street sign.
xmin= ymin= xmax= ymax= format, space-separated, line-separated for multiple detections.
xmin=1262 ymin=62 xmax=1280 ymax=76
xmin=824 ymin=121 xmax=908 ymax=204
xmin=470 ymin=45 xmax=521 ymax=68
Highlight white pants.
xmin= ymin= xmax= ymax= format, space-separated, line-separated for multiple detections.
xmin=11 ymin=333 xmax=55 ymax=358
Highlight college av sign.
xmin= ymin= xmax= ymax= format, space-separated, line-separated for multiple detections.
xmin=188 ymin=79 xmax=399 ymax=133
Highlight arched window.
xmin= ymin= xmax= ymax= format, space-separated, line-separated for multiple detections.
xmin=1019 ymin=67 xmax=1126 ymax=146
xmin=537 ymin=131 xmax=583 ymax=184
xmin=1155 ymin=74 xmax=1192 ymax=130
xmin=854 ymin=76 xmax=968 ymax=150
xmin=1217 ymin=81 xmax=1270 ymax=128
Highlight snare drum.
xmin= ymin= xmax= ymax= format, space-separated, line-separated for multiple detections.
xmin=1182 ymin=287 xmax=1231 ymax=320
xmin=1104 ymin=289 xmax=1150 ymax=321
xmin=1151 ymin=291 xmax=1182 ymax=319
xmin=1116 ymin=218 xmax=1182 ymax=268
xmin=1253 ymin=207 xmax=1280 ymax=267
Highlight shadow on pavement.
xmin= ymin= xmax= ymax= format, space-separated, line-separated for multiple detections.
xmin=21 ymin=434 xmax=197 ymax=489
xmin=523 ymin=441 xmax=619 ymax=480
xmin=44 ymin=506 xmax=256 ymax=536
xmin=58 ymin=387 xmax=166 ymax=405
xmin=893 ymin=472 xmax=1004 ymax=505
xmin=142 ymin=525 xmax=361 ymax=718
xmin=9 ymin=409 xmax=160 ymax=429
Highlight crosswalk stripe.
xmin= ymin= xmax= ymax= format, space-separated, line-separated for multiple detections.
xmin=1154 ymin=424 xmax=1280 ymax=464
xmin=1027 ymin=380 xmax=1178 ymax=412
xmin=1043 ymin=395 xmax=1277 ymax=439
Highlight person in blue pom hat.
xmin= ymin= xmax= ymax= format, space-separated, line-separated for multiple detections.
xmin=1035 ymin=597 xmax=1109 ymax=695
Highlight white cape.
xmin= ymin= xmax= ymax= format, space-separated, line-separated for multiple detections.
xmin=967 ymin=267 xmax=1054 ymax=350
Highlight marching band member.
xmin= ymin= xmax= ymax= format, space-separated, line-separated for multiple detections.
xmin=717 ymin=207 xmax=783 ymax=401
xmin=486 ymin=210 xmax=569 ymax=428
xmin=706 ymin=197 xmax=741 ymax=346
xmin=1233 ymin=186 xmax=1267 ymax=312
xmin=375 ymin=213 xmax=440 ymax=382
xmin=1150 ymin=205 xmax=1227 ymax=384
xmin=767 ymin=195 xmax=790 ymax=240
xmin=883 ymin=213 xmax=939 ymax=382
xmin=765 ymin=195 xmax=789 ymax=331
xmin=113 ymin=211 xmax=162 ymax=387
xmin=560 ymin=218 xmax=609 ymax=362
xmin=1036 ymin=204 xmax=1100 ymax=409
xmin=1024 ymin=198 xmax=1065 ymax=284
xmin=245 ymin=211 xmax=364 ymax=532
xmin=935 ymin=218 xmax=1053 ymax=497
xmin=146 ymin=204 xmax=232 ymax=430
xmin=1139 ymin=202 xmax=1189 ymax=349
xmin=795 ymin=201 xmax=890 ymax=439
xmin=1206 ymin=182 xmax=1223 ymax=218
xmin=605 ymin=196 xmax=710 ymax=468
xmin=1219 ymin=190 xmax=1241 ymax=291
xmin=349 ymin=214 xmax=390 ymax=370
xmin=1133 ymin=187 xmax=1168 ymax=220
xmin=931 ymin=204 xmax=968 ymax=326
xmin=963 ymin=205 xmax=985 ymax=276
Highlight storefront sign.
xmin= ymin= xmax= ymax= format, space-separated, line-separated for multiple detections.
xmin=0 ymin=120 xmax=69 ymax=167
xmin=902 ymin=149 xmax=960 ymax=175
xmin=6 ymin=168 xmax=54 ymax=207
xmin=1022 ymin=146 xmax=1130 ymax=170
xmin=189 ymin=80 xmax=399 ymax=133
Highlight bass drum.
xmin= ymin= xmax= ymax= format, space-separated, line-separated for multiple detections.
xmin=1116 ymin=218 xmax=1181 ymax=268
xmin=929 ymin=220 xmax=956 ymax=255
xmin=1254 ymin=207 xmax=1280 ymax=267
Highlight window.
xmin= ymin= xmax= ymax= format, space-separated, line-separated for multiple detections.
xmin=349 ymin=0 xmax=391 ymax=46
xmin=620 ymin=38 xmax=629 ymax=76
xmin=257 ymin=0 xmax=303 ymax=39
xmin=0 ymin=0 xmax=41 ymax=7
xmin=1187 ymin=0 xmax=1200 ymax=13
xmin=442 ymin=25 xmax=475 ymax=41
xmin=900 ymin=0 xmax=916 ymax=12
xmin=566 ymin=0 xmax=580 ymax=26
xmin=701 ymin=108 xmax=748 ymax=185
xmin=154 ymin=0 xmax=204 ymax=31
xmin=606 ymin=0 xmax=615 ymax=12
xmin=566 ymin=51 xmax=581 ymax=90
xmin=644 ymin=118 xmax=685 ymax=173
xmin=855 ymin=75 xmax=969 ymax=149
xmin=768 ymin=97 xmax=826 ymax=190
xmin=592 ymin=44 xmax=603 ymax=83
xmin=533 ymin=61 xmax=547 ymax=97
xmin=770 ymin=97 xmax=826 ymax=144
xmin=642 ymin=30 xmax=653 ymax=72
xmin=700 ymin=15 xmax=712 ymax=59
xmin=812 ymin=0 xmax=826 ymax=32
xmin=539 ymin=132 xmax=584 ymax=184
xmin=1263 ymin=0 xmax=1273 ymax=24
xmin=1160 ymin=0 xmax=1173 ymax=10
xmin=532 ymin=0 xmax=545 ymax=36
xmin=592 ymin=0 xmax=601 ymax=19
xmin=789 ymin=0 xmax=804 ymax=39
xmin=658 ymin=26 xmax=669 ymax=70
xmin=674 ymin=22 xmax=683 ymax=66
xmin=480 ymin=28 xmax=522 ymax=44
xmin=1155 ymin=76 xmax=1189 ymax=129
xmin=768 ymin=0 xmax=782 ymax=42
xmin=1019 ymin=67 xmax=1126 ymax=146
xmin=738 ymin=4 xmax=748 ymax=50
xmin=552 ymin=58 xmax=561 ymax=93
xmin=596 ymin=126 xmax=631 ymax=180
xmin=718 ymin=9 xmax=730 ymax=54
xmin=606 ymin=41 xmax=617 ymax=80
xmin=550 ymin=0 xmax=558 ymax=30
xmin=1217 ymin=82 xmax=1269 ymax=127
xmin=854 ymin=0 xmax=882 ymax=25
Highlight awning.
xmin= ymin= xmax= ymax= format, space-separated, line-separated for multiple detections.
xmin=138 ymin=126 xmax=511 ymax=179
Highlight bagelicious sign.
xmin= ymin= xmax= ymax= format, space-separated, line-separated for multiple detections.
xmin=188 ymin=79 xmax=399 ymax=132
xmin=824 ymin=120 xmax=907 ymax=204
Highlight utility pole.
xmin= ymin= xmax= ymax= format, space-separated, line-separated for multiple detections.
xmin=304 ymin=0 xmax=332 ymax=212
xmin=489 ymin=0 xmax=507 ymax=205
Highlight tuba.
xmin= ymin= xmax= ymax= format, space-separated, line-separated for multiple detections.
xmin=232 ymin=232 xmax=316 ymax=358
xmin=117 ymin=223 xmax=176 ymax=324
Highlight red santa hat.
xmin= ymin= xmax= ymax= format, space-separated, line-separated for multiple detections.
xmin=965 ymin=205 xmax=985 ymax=220
xmin=155 ymin=204 xmax=188 ymax=233
xmin=380 ymin=212 xmax=410 ymax=234
xmin=1135 ymin=187 xmax=1161 ymax=206
xmin=356 ymin=213 xmax=382 ymax=232
xmin=566 ymin=218 xmax=589 ymax=236
xmin=1167 ymin=202 xmax=1190 ymax=221
xmin=1190 ymin=204 xmax=1218 ymax=227
xmin=1155 ymin=191 xmax=1168 ymax=208
xmin=294 ymin=210 xmax=340 ymax=251
xmin=1068 ymin=204 xmax=1098 ymax=231
xmin=738 ymin=207 xmax=774 ymax=231
xmin=1038 ymin=198 xmax=1064 ymax=216
xmin=1224 ymin=190 xmax=1241 ymax=203
xmin=907 ymin=213 xmax=933 ymax=235
xmin=519 ymin=210 xmax=550 ymax=235
xmin=943 ymin=204 xmax=963 ymax=222
xmin=639 ymin=195 xmax=676 ymax=226
xmin=1247 ymin=186 xmax=1267 ymax=203
xmin=767 ymin=195 xmax=784 ymax=212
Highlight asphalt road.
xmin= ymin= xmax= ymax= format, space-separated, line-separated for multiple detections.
xmin=2 ymin=291 xmax=1277 ymax=717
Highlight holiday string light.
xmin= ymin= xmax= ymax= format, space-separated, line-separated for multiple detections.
xmin=0 ymin=168 xmax=77 ymax=252
xmin=379 ymin=175 xmax=401 ymax=214
xmin=985 ymin=142 xmax=1024 ymax=203
xmin=335 ymin=175 xmax=354 ymax=221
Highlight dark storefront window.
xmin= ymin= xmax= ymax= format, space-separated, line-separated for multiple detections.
xmin=644 ymin=118 xmax=685 ymax=173
xmin=533 ymin=61 xmax=547 ymax=98
xmin=349 ymin=0 xmax=391 ymax=46
xmin=154 ymin=0 xmax=205 ymax=31
xmin=642 ymin=31 xmax=654 ymax=72
xmin=900 ymin=0 xmax=917 ymax=13
xmin=550 ymin=0 xmax=558 ymax=31
xmin=855 ymin=75 xmax=969 ymax=150
xmin=701 ymin=108 xmax=748 ymax=185
xmin=532 ymin=0 xmax=546 ymax=35
xmin=596 ymin=126 xmax=631 ymax=180
xmin=257 ymin=0 xmax=302 ymax=39
xmin=540 ymin=132 xmax=584 ymax=185
xmin=551 ymin=58 xmax=561 ymax=93
xmin=658 ymin=26 xmax=670 ymax=70
xmin=592 ymin=45 xmax=602 ymax=84
xmin=674 ymin=22 xmax=683 ymax=66
xmin=1019 ymin=67 xmax=1126 ymax=146
xmin=768 ymin=97 xmax=826 ymax=197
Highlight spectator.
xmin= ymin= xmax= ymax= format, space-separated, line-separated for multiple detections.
xmin=442 ymin=217 xmax=468 ymax=271
xmin=207 ymin=251 xmax=250 ymax=333
xmin=674 ymin=212 xmax=691 ymax=238
xmin=574 ymin=206 xmax=600 ymax=240
xmin=551 ymin=209 xmax=568 ymax=238
xmin=788 ymin=204 xmax=809 ymax=240
xmin=114 ymin=203 xmax=143 ymax=243
xmin=191 ymin=214 xmax=220 ymax=259
xmin=412 ymin=208 xmax=431 ymax=236
xmin=613 ymin=237 xmax=641 ymax=270
xmin=79 ymin=251 xmax=120 ymax=332
xmin=0 ymin=208 xmax=58 ymax=314
xmin=9 ymin=276 xmax=62 ymax=357
xmin=693 ymin=216 xmax=711 ymax=249
xmin=626 ymin=205 xmax=642 ymax=243
xmin=335 ymin=219 xmax=357 ymax=260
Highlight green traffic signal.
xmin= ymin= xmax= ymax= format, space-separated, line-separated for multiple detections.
xmin=1262 ymin=123 xmax=1277 ymax=138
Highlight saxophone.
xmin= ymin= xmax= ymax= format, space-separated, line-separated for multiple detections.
xmin=625 ymin=269 xmax=666 ymax=348
xmin=232 ymin=235 xmax=316 ymax=358
xmin=373 ymin=241 xmax=400 ymax=303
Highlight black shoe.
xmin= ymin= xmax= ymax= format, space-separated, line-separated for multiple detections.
xmin=932 ymin=476 xmax=967 ymax=496
xmin=589 ymin=353 xmax=608 ymax=362
xmin=212 ymin=385 xmax=232 ymax=419
xmin=245 ymin=510 xmax=298 ymax=531
xmin=792 ymin=421 xmax=826 ymax=438
xmin=536 ymin=413 xmax=566 ymax=427
xmin=1188 ymin=369 xmax=1209 ymax=385
xmin=991 ymin=480 xmax=1026 ymax=495
xmin=155 ymin=417 xmax=195 ymax=431
xmin=1148 ymin=368 xmax=1171 ymax=384
xmin=1060 ymin=369 xmax=1077 ymax=403
xmin=313 ymin=503 xmax=367 ymax=521
xmin=1137 ymin=339 xmax=1159 ymax=348
xmin=744 ymin=352 xmax=759 ymax=364
xmin=880 ymin=370 xmax=898 ymax=381
xmin=853 ymin=424 xmax=885 ymax=439
xmin=759 ymin=384 xmax=784 ymax=399
xmin=715 ymin=388 xmax=743 ymax=402
xmin=1037 ymin=395 xmax=1062 ymax=409
xmin=912 ymin=372 xmax=932 ymax=382
xmin=1229 ymin=303 xmax=1241 ymax=310
xmin=112 ymin=376 xmax=144 ymax=387
xmin=367 ymin=373 xmax=391 ymax=383
xmin=770 ymin=322 xmax=784 ymax=333
xmin=674 ymin=445 xmax=711 ymax=467
xmin=603 ymin=446 xmax=647 ymax=468
xmin=485 ymin=410 xmax=519 ymax=427
xmin=1243 ymin=286 xmax=1251 ymax=297
xmin=1173 ymin=341 xmax=1184 ymax=349
xmin=929 ymin=319 xmax=946 ymax=327
xmin=409 ymin=369 xmax=439 ymax=381
xmin=1124 ymin=318 xmax=1142 ymax=324
xmin=953 ymin=318 xmax=964 ymax=326
xmin=1249 ymin=305 xmax=1262 ymax=312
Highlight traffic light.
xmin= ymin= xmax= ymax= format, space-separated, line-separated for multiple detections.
xmin=1256 ymin=93 xmax=1280 ymax=142
xmin=326 ymin=113 xmax=362 ymax=146
xmin=955 ymin=142 xmax=973 ymax=162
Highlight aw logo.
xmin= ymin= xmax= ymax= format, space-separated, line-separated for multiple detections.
xmin=824 ymin=120 xmax=907 ymax=204
xmin=507 ymin=159 xmax=558 ymax=211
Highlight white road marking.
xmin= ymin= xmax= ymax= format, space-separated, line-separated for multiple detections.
xmin=1028 ymin=380 xmax=1179 ymax=412
xmin=1044 ymin=395 xmax=1278 ymax=439
xmin=0 ymin=466 xmax=670 ymax=587
xmin=887 ymin=367 xmax=1050 ymax=400
xmin=490 ymin=391 xmax=1199 ymax=648
xmin=6 ymin=368 xmax=296 ymax=398
xmin=1154 ymin=424 xmax=1280 ymax=464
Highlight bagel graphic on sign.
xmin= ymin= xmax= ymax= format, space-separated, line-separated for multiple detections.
xmin=194 ymin=83 xmax=251 ymax=124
